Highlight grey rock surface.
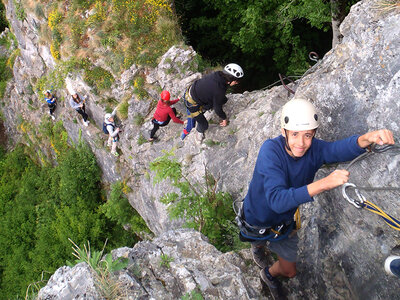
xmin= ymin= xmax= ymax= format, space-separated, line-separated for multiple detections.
xmin=1 ymin=0 xmax=400 ymax=299
xmin=39 ymin=229 xmax=263 ymax=300
xmin=38 ymin=263 xmax=100 ymax=300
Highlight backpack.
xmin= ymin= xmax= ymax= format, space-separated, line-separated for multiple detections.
xmin=102 ymin=122 xmax=114 ymax=134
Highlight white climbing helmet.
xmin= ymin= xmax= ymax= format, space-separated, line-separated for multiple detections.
xmin=224 ymin=63 xmax=244 ymax=79
xmin=281 ymin=98 xmax=319 ymax=131
xmin=105 ymin=113 xmax=112 ymax=122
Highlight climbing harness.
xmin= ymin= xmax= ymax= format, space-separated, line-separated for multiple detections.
xmin=183 ymin=86 xmax=203 ymax=118
xmin=341 ymin=144 xmax=400 ymax=231
xmin=233 ymin=199 xmax=300 ymax=242
xmin=181 ymin=86 xmax=203 ymax=140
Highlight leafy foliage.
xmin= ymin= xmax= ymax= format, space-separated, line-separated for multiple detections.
xmin=182 ymin=290 xmax=204 ymax=300
xmin=100 ymin=181 xmax=151 ymax=238
xmin=39 ymin=0 xmax=181 ymax=71
xmin=159 ymin=253 xmax=174 ymax=268
xmin=133 ymin=76 xmax=148 ymax=100
xmin=175 ymin=0 xmax=357 ymax=90
xmin=83 ymin=65 xmax=115 ymax=92
xmin=67 ymin=239 xmax=129 ymax=299
xmin=0 ymin=55 xmax=12 ymax=98
xmin=0 ymin=122 xmax=141 ymax=298
xmin=0 ymin=2 xmax=8 ymax=32
xmin=149 ymin=150 xmax=241 ymax=252
xmin=12 ymin=0 xmax=26 ymax=21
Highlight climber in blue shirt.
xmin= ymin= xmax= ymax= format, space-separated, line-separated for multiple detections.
xmin=241 ymin=97 xmax=394 ymax=299
xmin=44 ymin=90 xmax=57 ymax=120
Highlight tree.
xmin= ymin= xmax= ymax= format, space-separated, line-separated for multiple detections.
xmin=331 ymin=0 xmax=353 ymax=46
xmin=175 ymin=0 xmax=358 ymax=89
xmin=0 ymin=141 xmax=139 ymax=298
xmin=150 ymin=150 xmax=241 ymax=251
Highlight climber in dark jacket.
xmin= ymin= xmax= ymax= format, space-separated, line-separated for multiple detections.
xmin=183 ymin=63 xmax=244 ymax=142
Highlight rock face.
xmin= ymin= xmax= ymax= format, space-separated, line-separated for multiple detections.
xmin=38 ymin=263 xmax=100 ymax=299
xmin=38 ymin=229 xmax=263 ymax=300
xmin=2 ymin=0 xmax=400 ymax=299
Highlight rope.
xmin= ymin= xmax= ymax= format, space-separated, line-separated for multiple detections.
xmin=347 ymin=144 xmax=400 ymax=170
xmin=261 ymin=51 xmax=320 ymax=91
xmin=362 ymin=200 xmax=400 ymax=231
xmin=342 ymin=143 xmax=400 ymax=231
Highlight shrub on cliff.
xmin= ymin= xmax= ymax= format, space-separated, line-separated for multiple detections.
xmin=150 ymin=150 xmax=242 ymax=252
xmin=0 ymin=124 xmax=143 ymax=298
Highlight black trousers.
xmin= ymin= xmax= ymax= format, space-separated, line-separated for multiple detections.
xmin=48 ymin=102 xmax=57 ymax=115
xmin=150 ymin=108 xmax=176 ymax=138
xmin=193 ymin=113 xmax=208 ymax=133
xmin=76 ymin=107 xmax=88 ymax=122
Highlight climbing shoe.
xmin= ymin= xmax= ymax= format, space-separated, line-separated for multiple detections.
xmin=111 ymin=151 xmax=119 ymax=157
xmin=251 ymin=244 xmax=269 ymax=269
xmin=260 ymin=268 xmax=285 ymax=300
xmin=385 ymin=256 xmax=400 ymax=278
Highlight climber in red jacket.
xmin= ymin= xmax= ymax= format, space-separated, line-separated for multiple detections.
xmin=149 ymin=90 xmax=184 ymax=142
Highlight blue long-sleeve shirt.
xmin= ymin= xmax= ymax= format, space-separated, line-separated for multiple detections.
xmin=243 ymin=135 xmax=365 ymax=227
xmin=45 ymin=95 xmax=56 ymax=104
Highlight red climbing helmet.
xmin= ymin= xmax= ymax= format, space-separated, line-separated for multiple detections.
xmin=161 ymin=90 xmax=170 ymax=101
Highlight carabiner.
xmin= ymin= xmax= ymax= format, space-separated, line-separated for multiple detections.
xmin=342 ymin=183 xmax=365 ymax=208
xmin=309 ymin=51 xmax=319 ymax=63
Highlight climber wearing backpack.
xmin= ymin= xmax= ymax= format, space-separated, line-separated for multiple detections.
xmin=237 ymin=97 xmax=394 ymax=299
xmin=181 ymin=63 xmax=243 ymax=142
xmin=44 ymin=90 xmax=57 ymax=120
xmin=149 ymin=90 xmax=183 ymax=142
xmin=103 ymin=107 xmax=120 ymax=157
xmin=69 ymin=91 xmax=89 ymax=126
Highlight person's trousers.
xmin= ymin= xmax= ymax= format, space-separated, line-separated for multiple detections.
xmin=193 ymin=113 xmax=208 ymax=133
xmin=48 ymin=103 xmax=56 ymax=115
xmin=75 ymin=108 xmax=88 ymax=122
xmin=150 ymin=108 xmax=176 ymax=138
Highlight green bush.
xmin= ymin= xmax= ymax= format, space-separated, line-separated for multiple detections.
xmin=118 ymin=100 xmax=129 ymax=120
xmin=0 ymin=123 xmax=138 ymax=298
xmin=35 ymin=58 xmax=85 ymax=94
xmin=100 ymin=181 xmax=150 ymax=237
xmin=34 ymin=3 xmax=45 ymax=18
xmin=0 ymin=55 xmax=12 ymax=99
xmin=150 ymin=150 xmax=241 ymax=252
xmin=84 ymin=65 xmax=115 ymax=92
xmin=71 ymin=0 xmax=96 ymax=10
xmin=133 ymin=76 xmax=148 ymax=100
xmin=7 ymin=48 xmax=20 ymax=69
xmin=66 ymin=15 xmax=86 ymax=47
xmin=13 ymin=0 xmax=26 ymax=21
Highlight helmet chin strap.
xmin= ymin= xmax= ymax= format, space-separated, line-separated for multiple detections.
xmin=284 ymin=129 xmax=300 ymax=159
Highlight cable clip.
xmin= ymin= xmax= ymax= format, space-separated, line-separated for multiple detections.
xmin=342 ymin=183 xmax=366 ymax=209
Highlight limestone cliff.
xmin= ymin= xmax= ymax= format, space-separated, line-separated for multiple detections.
xmin=1 ymin=0 xmax=400 ymax=299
